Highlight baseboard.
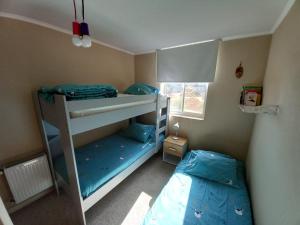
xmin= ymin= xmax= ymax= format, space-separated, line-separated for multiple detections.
xmin=7 ymin=187 xmax=54 ymax=214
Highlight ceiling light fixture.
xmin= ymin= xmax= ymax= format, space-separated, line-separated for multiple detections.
xmin=72 ymin=0 xmax=92 ymax=48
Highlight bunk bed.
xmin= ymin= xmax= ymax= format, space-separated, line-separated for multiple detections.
xmin=35 ymin=92 xmax=170 ymax=225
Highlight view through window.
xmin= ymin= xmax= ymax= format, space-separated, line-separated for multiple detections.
xmin=160 ymin=83 xmax=208 ymax=119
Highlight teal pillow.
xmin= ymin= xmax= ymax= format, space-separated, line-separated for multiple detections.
xmin=183 ymin=150 xmax=239 ymax=188
xmin=124 ymin=83 xmax=159 ymax=95
xmin=119 ymin=123 xmax=155 ymax=143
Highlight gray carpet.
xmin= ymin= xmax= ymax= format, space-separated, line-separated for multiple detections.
xmin=11 ymin=154 xmax=175 ymax=225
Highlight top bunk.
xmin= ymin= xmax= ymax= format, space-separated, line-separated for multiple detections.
xmin=37 ymin=93 xmax=169 ymax=135
xmin=68 ymin=94 xmax=157 ymax=118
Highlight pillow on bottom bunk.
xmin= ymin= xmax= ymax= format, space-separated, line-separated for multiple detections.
xmin=119 ymin=122 xmax=155 ymax=143
xmin=183 ymin=150 xmax=239 ymax=188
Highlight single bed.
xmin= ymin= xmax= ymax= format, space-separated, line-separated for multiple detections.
xmin=54 ymin=133 xmax=164 ymax=198
xmin=143 ymin=152 xmax=253 ymax=225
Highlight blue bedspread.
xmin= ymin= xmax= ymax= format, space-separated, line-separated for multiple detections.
xmin=39 ymin=84 xmax=117 ymax=103
xmin=143 ymin=153 xmax=253 ymax=225
xmin=54 ymin=134 xmax=164 ymax=198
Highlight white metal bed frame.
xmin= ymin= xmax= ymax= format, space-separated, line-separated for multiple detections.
xmin=35 ymin=93 xmax=170 ymax=225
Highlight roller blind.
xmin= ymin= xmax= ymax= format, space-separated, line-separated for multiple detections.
xmin=157 ymin=40 xmax=219 ymax=82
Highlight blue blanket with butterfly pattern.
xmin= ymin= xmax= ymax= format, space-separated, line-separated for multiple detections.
xmin=143 ymin=152 xmax=253 ymax=225
xmin=54 ymin=133 xmax=164 ymax=199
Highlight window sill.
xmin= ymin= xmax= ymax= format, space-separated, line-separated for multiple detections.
xmin=170 ymin=113 xmax=204 ymax=121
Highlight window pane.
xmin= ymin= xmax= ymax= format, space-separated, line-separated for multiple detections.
xmin=183 ymin=83 xmax=207 ymax=114
xmin=162 ymin=83 xmax=184 ymax=112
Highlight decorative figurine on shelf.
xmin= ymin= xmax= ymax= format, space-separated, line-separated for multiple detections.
xmin=241 ymin=85 xmax=263 ymax=106
xmin=172 ymin=122 xmax=180 ymax=140
xmin=235 ymin=62 xmax=244 ymax=79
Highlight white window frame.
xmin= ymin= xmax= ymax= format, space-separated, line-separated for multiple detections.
xmin=160 ymin=83 xmax=208 ymax=120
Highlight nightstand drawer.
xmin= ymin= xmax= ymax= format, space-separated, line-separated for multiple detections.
xmin=163 ymin=142 xmax=186 ymax=157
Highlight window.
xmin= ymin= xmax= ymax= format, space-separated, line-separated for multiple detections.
xmin=160 ymin=83 xmax=208 ymax=119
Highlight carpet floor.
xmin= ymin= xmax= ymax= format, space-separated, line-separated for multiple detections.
xmin=11 ymin=154 xmax=175 ymax=225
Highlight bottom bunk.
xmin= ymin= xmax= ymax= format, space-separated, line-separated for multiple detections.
xmin=54 ymin=133 xmax=164 ymax=199
xmin=143 ymin=151 xmax=253 ymax=225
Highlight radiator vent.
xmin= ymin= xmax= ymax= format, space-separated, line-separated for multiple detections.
xmin=4 ymin=155 xmax=53 ymax=204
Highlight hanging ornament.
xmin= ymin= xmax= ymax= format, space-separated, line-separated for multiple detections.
xmin=72 ymin=0 xmax=82 ymax=46
xmin=80 ymin=22 xmax=91 ymax=48
xmin=72 ymin=21 xmax=82 ymax=46
xmin=71 ymin=0 xmax=92 ymax=48
xmin=80 ymin=0 xmax=92 ymax=48
xmin=235 ymin=62 xmax=244 ymax=79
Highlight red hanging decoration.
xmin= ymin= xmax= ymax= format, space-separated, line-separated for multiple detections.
xmin=72 ymin=21 xmax=80 ymax=36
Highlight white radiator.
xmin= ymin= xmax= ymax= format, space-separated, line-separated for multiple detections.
xmin=4 ymin=154 xmax=53 ymax=204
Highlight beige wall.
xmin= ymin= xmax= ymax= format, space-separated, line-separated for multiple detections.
xmin=0 ymin=18 xmax=134 ymax=204
xmin=246 ymin=2 xmax=300 ymax=225
xmin=0 ymin=18 xmax=134 ymax=163
xmin=135 ymin=35 xmax=271 ymax=160
xmin=135 ymin=53 xmax=158 ymax=87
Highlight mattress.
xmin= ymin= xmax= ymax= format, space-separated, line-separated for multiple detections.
xmin=143 ymin=153 xmax=253 ymax=225
xmin=54 ymin=134 xmax=164 ymax=198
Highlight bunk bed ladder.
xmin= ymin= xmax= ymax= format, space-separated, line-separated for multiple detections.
xmin=165 ymin=97 xmax=170 ymax=135
xmin=155 ymin=96 xmax=170 ymax=150
xmin=155 ymin=95 xmax=160 ymax=151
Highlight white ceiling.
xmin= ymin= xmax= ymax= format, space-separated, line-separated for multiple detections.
xmin=0 ymin=0 xmax=292 ymax=54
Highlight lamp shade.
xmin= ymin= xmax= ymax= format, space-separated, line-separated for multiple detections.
xmin=72 ymin=21 xmax=81 ymax=35
xmin=173 ymin=122 xmax=180 ymax=131
xmin=80 ymin=22 xmax=90 ymax=36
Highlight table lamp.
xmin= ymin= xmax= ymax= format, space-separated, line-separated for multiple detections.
xmin=172 ymin=122 xmax=180 ymax=140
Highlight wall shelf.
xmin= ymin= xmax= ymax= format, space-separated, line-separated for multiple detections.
xmin=239 ymin=105 xmax=279 ymax=115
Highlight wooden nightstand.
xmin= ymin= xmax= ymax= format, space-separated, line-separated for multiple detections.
xmin=163 ymin=136 xmax=188 ymax=165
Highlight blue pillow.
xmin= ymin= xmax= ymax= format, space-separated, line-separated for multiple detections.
xmin=124 ymin=83 xmax=159 ymax=95
xmin=183 ymin=150 xmax=239 ymax=188
xmin=119 ymin=122 xmax=155 ymax=143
